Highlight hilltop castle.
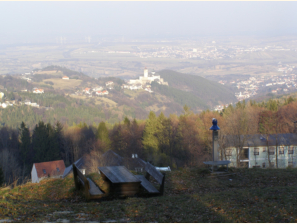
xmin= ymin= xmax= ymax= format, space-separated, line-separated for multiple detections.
xmin=128 ymin=68 xmax=168 ymax=86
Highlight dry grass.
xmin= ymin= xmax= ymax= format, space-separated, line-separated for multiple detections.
xmin=1 ymin=168 xmax=297 ymax=222
xmin=42 ymin=78 xmax=82 ymax=90
xmin=34 ymin=71 xmax=63 ymax=75
xmin=95 ymin=97 xmax=118 ymax=107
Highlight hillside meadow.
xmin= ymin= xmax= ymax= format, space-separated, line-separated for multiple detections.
xmin=1 ymin=167 xmax=297 ymax=223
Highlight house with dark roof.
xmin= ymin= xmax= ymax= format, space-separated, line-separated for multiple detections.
xmin=63 ymin=150 xmax=147 ymax=178
xmin=31 ymin=160 xmax=65 ymax=183
xmin=223 ymin=133 xmax=297 ymax=168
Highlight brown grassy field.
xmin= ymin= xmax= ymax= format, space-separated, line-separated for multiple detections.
xmin=69 ymin=94 xmax=118 ymax=107
xmin=1 ymin=167 xmax=297 ymax=223
xmin=42 ymin=78 xmax=82 ymax=90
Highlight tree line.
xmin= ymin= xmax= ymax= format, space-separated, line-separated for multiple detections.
xmin=0 ymin=96 xmax=297 ymax=186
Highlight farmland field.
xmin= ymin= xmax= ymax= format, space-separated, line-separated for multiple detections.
xmin=42 ymin=78 xmax=82 ymax=90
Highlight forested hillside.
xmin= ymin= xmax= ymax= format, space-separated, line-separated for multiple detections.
xmin=1 ymin=95 xmax=297 ymax=187
xmin=0 ymin=67 xmax=238 ymax=128
xmin=156 ymin=70 xmax=237 ymax=107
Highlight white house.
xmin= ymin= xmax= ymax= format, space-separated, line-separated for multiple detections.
xmin=96 ymin=91 xmax=103 ymax=96
xmin=93 ymin=86 xmax=103 ymax=91
xmin=129 ymin=85 xmax=138 ymax=90
xmin=31 ymin=160 xmax=65 ymax=183
xmin=106 ymin=81 xmax=114 ymax=86
xmin=62 ymin=76 xmax=69 ymax=80
xmin=83 ymin=88 xmax=91 ymax=94
xmin=121 ymin=84 xmax=129 ymax=89
xmin=33 ymin=89 xmax=44 ymax=94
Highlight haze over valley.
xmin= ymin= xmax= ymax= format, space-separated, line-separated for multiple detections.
xmin=1 ymin=1 xmax=297 ymax=126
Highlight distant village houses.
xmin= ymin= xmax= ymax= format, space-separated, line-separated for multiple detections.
xmin=83 ymin=88 xmax=91 ymax=94
xmin=33 ymin=88 xmax=44 ymax=94
xmin=96 ymin=90 xmax=109 ymax=96
xmin=105 ymin=81 xmax=114 ymax=86
xmin=62 ymin=76 xmax=69 ymax=80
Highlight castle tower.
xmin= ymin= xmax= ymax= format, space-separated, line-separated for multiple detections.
xmin=144 ymin=67 xmax=148 ymax=78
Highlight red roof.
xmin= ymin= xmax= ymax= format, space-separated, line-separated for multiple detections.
xmin=34 ymin=160 xmax=65 ymax=178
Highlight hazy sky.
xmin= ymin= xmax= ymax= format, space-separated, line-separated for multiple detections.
xmin=1 ymin=1 xmax=297 ymax=44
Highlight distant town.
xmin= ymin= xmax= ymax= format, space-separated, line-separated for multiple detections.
xmin=105 ymin=42 xmax=297 ymax=60
xmin=213 ymin=62 xmax=297 ymax=112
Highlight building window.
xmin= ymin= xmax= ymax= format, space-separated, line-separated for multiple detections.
xmin=262 ymin=147 xmax=267 ymax=152
xmin=254 ymin=148 xmax=259 ymax=155
xmin=269 ymin=147 xmax=275 ymax=155
xmin=56 ymin=168 xmax=60 ymax=172
xmin=279 ymin=147 xmax=284 ymax=155
xmin=270 ymin=162 xmax=275 ymax=168
xmin=226 ymin=149 xmax=232 ymax=156
xmin=288 ymin=146 xmax=294 ymax=154
xmin=253 ymin=165 xmax=260 ymax=168
xmin=288 ymin=161 xmax=293 ymax=167
xmin=135 ymin=167 xmax=143 ymax=172
xmin=262 ymin=163 xmax=266 ymax=168
xmin=43 ymin=169 xmax=46 ymax=174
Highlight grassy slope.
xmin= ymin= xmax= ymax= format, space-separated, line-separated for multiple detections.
xmin=1 ymin=168 xmax=297 ymax=222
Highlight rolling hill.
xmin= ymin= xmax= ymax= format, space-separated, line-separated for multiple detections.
xmin=0 ymin=67 xmax=237 ymax=128
xmin=154 ymin=70 xmax=236 ymax=107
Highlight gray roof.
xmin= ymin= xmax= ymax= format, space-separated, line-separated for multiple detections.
xmin=98 ymin=166 xmax=140 ymax=184
xmin=62 ymin=158 xmax=83 ymax=178
xmin=62 ymin=150 xmax=147 ymax=178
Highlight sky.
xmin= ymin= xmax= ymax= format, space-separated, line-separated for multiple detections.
xmin=1 ymin=1 xmax=297 ymax=44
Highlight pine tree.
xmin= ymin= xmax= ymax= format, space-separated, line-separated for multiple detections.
xmin=156 ymin=112 xmax=169 ymax=154
xmin=97 ymin=121 xmax=111 ymax=151
xmin=32 ymin=121 xmax=50 ymax=162
xmin=110 ymin=123 xmax=126 ymax=153
xmin=55 ymin=122 xmax=64 ymax=160
xmin=0 ymin=165 xmax=4 ymax=187
xmin=123 ymin=117 xmax=131 ymax=127
xmin=19 ymin=121 xmax=31 ymax=175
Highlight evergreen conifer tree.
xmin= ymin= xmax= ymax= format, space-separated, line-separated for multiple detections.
xmin=0 ymin=165 xmax=4 ymax=187
xmin=124 ymin=117 xmax=130 ymax=127
xmin=97 ymin=121 xmax=111 ymax=151
xmin=19 ymin=121 xmax=31 ymax=175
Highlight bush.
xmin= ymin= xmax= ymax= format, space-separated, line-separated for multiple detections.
xmin=198 ymin=168 xmax=211 ymax=175
xmin=45 ymin=81 xmax=54 ymax=85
